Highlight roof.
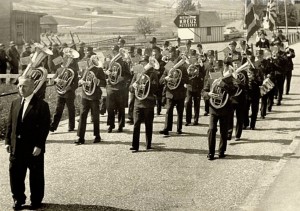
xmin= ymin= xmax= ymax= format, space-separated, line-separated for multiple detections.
xmin=187 ymin=11 xmax=224 ymax=28
xmin=12 ymin=10 xmax=46 ymax=17
xmin=40 ymin=15 xmax=58 ymax=25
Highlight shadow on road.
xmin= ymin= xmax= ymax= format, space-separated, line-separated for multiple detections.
xmin=21 ymin=203 xmax=133 ymax=211
xmin=229 ymin=138 xmax=292 ymax=146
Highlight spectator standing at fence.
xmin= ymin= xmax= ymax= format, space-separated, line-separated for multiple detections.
xmin=20 ymin=43 xmax=32 ymax=71
xmin=7 ymin=41 xmax=20 ymax=75
xmin=0 ymin=43 xmax=8 ymax=84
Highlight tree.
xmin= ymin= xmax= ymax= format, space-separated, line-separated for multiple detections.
xmin=134 ymin=17 xmax=159 ymax=39
xmin=176 ymin=0 xmax=196 ymax=15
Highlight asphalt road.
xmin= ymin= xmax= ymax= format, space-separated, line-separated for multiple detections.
xmin=1 ymin=43 xmax=300 ymax=211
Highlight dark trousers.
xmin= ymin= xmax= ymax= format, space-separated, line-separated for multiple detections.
xmin=164 ymin=98 xmax=184 ymax=131
xmin=244 ymin=96 xmax=260 ymax=129
xmin=285 ymin=70 xmax=292 ymax=94
xmin=275 ymin=74 xmax=285 ymax=103
xmin=228 ymin=102 xmax=245 ymax=139
xmin=132 ymin=107 xmax=154 ymax=150
xmin=185 ymin=90 xmax=201 ymax=124
xmin=260 ymin=88 xmax=275 ymax=117
xmin=100 ymin=96 xmax=106 ymax=115
xmin=156 ymin=86 xmax=164 ymax=115
xmin=204 ymin=99 xmax=209 ymax=113
xmin=0 ymin=64 xmax=7 ymax=83
xmin=208 ymin=113 xmax=229 ymax=156
xmin=51 ymin=96 xmax=75 ymax=130
xmin=107 ymin=90 xmax=125 ymax=129
xmin=10 ymin=63 xmax=19 ymax=74
xmin=9 ymin=154 xmax=44 ymax=204
xmin=77 ymin=98 xmax=100 ymax=139
xmin=128 ymin=92 xmax=135 ymax=121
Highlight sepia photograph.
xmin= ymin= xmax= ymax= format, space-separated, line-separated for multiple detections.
xmin=0 ymin=0 xmax=300 ymax=210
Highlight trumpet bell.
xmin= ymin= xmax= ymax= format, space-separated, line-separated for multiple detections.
xmin=56 ymin=68 xmax=75 ymax=95
xmin=31 ymin=67 xmax=48 ymax=94
xmin=209 ymin=78 xmax=229 ymax=109
xmin=63 ymin=47 xmax=80 ymax=59
xmin=90 ymin=55 xmax=103 ymax=68
xmin=83 ymin=70 xmax=97 ymax=96
xmin=135 ymin=74 xmax=151 ymax=101
xmin=167 ymin=68 xmax=182 ymax=90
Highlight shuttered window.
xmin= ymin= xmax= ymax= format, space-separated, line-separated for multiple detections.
xmin=207 ymin=27 xmax=212 ymax=36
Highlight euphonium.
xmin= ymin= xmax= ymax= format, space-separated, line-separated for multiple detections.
xmin=209 ymin=77 xmax=229 ymax=109
xmin=80 ymin=55 xmax=102 ymax=96
xmin=21 ymin=43 xmax=53 ymax=94
xmin=107 ymin=48 xmax=125 ymax=85
xmin=55 ymin=47 xmax=79 ymax=95
xmin=134 ymin=56 xmax=160 ymax=100
xmin=166 ymin=55 xmax=189 ymax=90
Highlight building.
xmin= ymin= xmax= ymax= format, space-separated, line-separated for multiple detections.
xmin=40 ymin=15 xmax=58 ymax=33
xmin=0 ymin=0 xmax=46 ymax=45
xmin=177 ymin=11 xmax=225 ymax=43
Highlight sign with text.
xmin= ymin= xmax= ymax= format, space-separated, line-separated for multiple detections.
xmin=174 ymin=15 xmax=199 ymax=28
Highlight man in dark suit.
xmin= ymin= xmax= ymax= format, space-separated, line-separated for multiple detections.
xmin=7 ymin=41 xmax=20 ymax=75
xmin=5 ymin=76 xmax=50 ymax=210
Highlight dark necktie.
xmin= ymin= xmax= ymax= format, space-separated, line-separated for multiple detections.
xmin=19 ymin=99 xmax=25 ymax=122
xmin=17 ymin=99 xmax=25 ymax=136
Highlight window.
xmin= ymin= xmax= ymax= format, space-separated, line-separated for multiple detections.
xmin=207 ymin=27 xmax=211 ymax=36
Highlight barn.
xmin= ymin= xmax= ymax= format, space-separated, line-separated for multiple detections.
xmin=178 ymin=11 xmax=225 ymax=43
xmin=0 ymin=0 xmax=46 ymax=46
xmin=40 ymin=15 xmax=58 ymax=34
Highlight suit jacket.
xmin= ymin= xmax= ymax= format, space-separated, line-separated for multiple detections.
xmin=5 ymin=95 xmax=51 ymax=156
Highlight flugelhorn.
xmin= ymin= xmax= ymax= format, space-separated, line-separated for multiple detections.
xmin=106 ymin=48 xmax=125 ymax=85
xmin=134 ymin=56 xmax=160 ymax=100
xmin=21 ymin=43 xmax=53 ymax=94
xmin=55 ymin=47 xmax=79 ymax=95
xmin=166 ymin=55 xmax=189 ymax=90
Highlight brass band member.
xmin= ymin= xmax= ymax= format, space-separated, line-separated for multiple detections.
xmin=244 ymin=50 xmax=264 ymax=130
xmin=226 ymin=41 xmax=242 ymax=67
xmin=50 ymin=48 xmax=79 ymax=132
xmin=127 ymin=46 xmax=137 ymax=125
xmin=76 ymin=55 xmax=106 ymax=144
xmin=47 ymin=43 xmax=61 ymax=74
xmin=203 ymin=50 xmax=217 ymax=116
xmin=159 ymin=47 xmax=189 ymax=135
xmin=227 ymin=52 xmax=250 ymax=141
xmin=256 ymin=30 xmax=270 ymax=49
xmin=201 ymin=58 xmax=237 ymax=160
xmin=7 ymin=41 xmax=20 ymax=75
xmin=273 ymin=40 xmax=287 ymax=105
xmin=106 ymin=45 xmax=131 ymax=133
xmin=285 ymin=47 xmax=295 ymax=95
xmin=260 ymin=51 xmax=276 ymax=118
xmin=78 ymin=42 xmax=86 ymax=60
xmin=129 ymin=56 xmax=159 ymax=153
xmin=185 ymin=52 xmax=206 ymax=126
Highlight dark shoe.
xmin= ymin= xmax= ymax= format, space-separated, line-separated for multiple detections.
xmin=75 ymin=139 xmax=85 ymax=145
xmin=235 ymin=137 xmax=240 ymax=141
xmin=159 ymin=130 xmax=169 ymax=135
xmin=131 ymin=149 xmax=138 ymax=153
xmin=126 ymin=120 xmax=134 ymax=124
xmin=157 ymin=112 xmax=161 ymax=115
xmin=118 ymin=127 xmax=123 ymax=132
xmin=107 ymin=126 xmax=115 ymax=133
xmin=30 ymin=202 xmax=42 ymax=210
xmin=185 ymin=123 xmax=191 ymax=126
xmin=277 ymin=102 xmax=281 ymax=106
xmin=261 ymin=116 xmax=265 ymax=119
xmin=243 ymin=126 xmax=248 ymax=130
xmin=193 ymin=122 xmax=199 ymax=126
xmin=49 ymin=126 xmax=55 ymax=132
xmin=227 ymin=133 xmax=232 ymax=141
xmin=207 ymin=154 xmax=214 ymax=160
xmin=286 ymin=93 xmax=289 ymax=95
xmin=250 ymin=127 xmax=255 ymax=130
xmin=93 ymin=136 xmax=101 ymax=143
xmin=130 ymin=147 xmax=137 ymax=150
xmin=274 ymin=95 xmax=277 ymax=99
xmin=204 ymin=112 xmax=209 ymax=116
xmin=268 ymin=108 xmax=272 ymax=112
xmin=218 ymin=152 xmax=226 ymax=158
xmin=177 ymin=130 xmax=182 ymax=135
xmin=13 ymin=201 xmax=24 ymax=210
xmin=146 ymin=147 xmax=154 ymax=150
xmin=68 ymin=128 xmax=75 ymax=132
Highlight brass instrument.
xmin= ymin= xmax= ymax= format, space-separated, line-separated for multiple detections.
xmin=80 ymin=55 xmax=102 ymax=96
xmin=55 ymin=47 xmax=79 ymax=95
xmin=106 ymin=48 xmax=125 ymax=85
xmin=166 ymin=55 xmax=189 ymax=90
xmin=233 ymin=58 xmax=254 ymax=96
xmin=55 ymin=35 xmax=62 ymax=46
xmin=134 ymin=56 xmax=160 ymax=100
xmin=209 ymin=77 xmax=229 ymax=109
xmin=21 ymin=43 xmax=53 ymax=94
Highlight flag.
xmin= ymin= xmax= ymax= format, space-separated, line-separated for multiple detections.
xmin=245 ymin=0 xmax=261 ymax=41
xmin=267 ymin=0 xmax=277 ymax=31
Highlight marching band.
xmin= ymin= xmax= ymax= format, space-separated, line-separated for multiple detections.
xmin=1 ymin=30 xmax=295 ymax=160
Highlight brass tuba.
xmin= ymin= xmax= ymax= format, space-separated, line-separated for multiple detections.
xmin=21 ymin=43 xmax=53 ymax=94
xmin=55 ymin=47 xmax=79 ymax=95
xmin=134 ymin=56 xmax=160 ymax=100
xmin=106 ymin=48 xmax=125 ymax=85
xmin=166 ymin=55 xmax=189 ymax=90
xmin=80 ymin=55 xmax=102 ymax=96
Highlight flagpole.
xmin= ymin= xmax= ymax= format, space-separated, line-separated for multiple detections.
xmin=284 ymin=0 xmax=289 ymax=38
